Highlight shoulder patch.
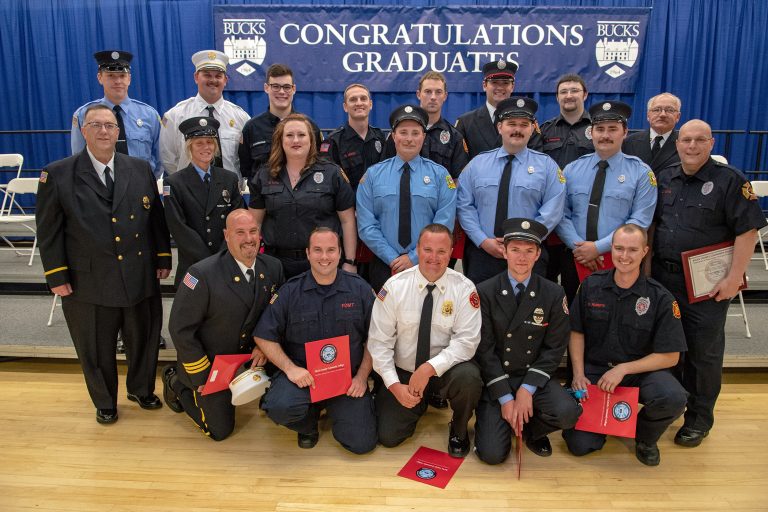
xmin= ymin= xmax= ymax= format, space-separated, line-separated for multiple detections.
xmin=742 ymin=182 xmax=758 ymax=200
xmin=445 ymin=175 xmax=456 ymax=189
xmin=377 ymin=287 xmax=388 ymax=301
xmin=672 ymin=300 xmax=681 ymax=319
xmin=39 ymin=171 xmax=48 ymax=184
xmin=557 ymin=167 xmax=566 ymax=184
xmin=469 ymin=291 xmax=480 ymax=309
xmin=648 ymin=171 xmax=657 ymax=187
xmin=320 ymin=142 xmax=331 ymax=153
xmin=183 ymin=272 xmax=199 ymax=290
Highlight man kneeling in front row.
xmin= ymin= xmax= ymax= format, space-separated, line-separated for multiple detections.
xmin=563 ymin=224 xmax=687 ymax=466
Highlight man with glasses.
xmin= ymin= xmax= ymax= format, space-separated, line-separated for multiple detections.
xmin=36 ymin=104 xmax=172 ymax=425
xmin=239 ymin=63 xmax=322 ymax=180
xmin=623 ymin=93 xmax=682 ymax=175
xmin=160 ymin=50 xmax=250 ymax=178
xmin=71 ymin=50 xmax=163 ymax=179
xmin=651 ymin=119 xmax=766 ymax=448
xmin=455 ymin=60 xmax=518 ymax=160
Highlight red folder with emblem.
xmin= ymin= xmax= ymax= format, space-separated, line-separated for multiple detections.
xmin=201 ymin=353 xmax=252 ymax=396
xmin=574 ymin=384 xmax=639 ymax=438
xmin=575 ymin=252 xmax=614 ymax=281
xmin=305 ymin=335 xmax=351 ymax=402
xmin=398 ymin=446 xmax=465 ymax=489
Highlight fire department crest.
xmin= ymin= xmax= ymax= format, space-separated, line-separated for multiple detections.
xmin=635 ymin=297 xmax=650 ymax=316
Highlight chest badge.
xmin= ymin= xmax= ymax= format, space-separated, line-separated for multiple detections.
xmin=635 ymin=297 xmax=650 ymax=316
xmin=440 ymin=130 xmax=450 ymax=144
xmin=229 ymin=119 xmax=235 ymax=128
xmin=423 ymin=175 xmax=431 ymax=184
xmin=618 ymin=175 xmax=626 ymax=183
xmin=313 ymin=172 xmax=324 ymax=184
xmin=533 ymin=307 xmax=544 ymax=325
xmin=441 ymin=300 xmax=454 ymax=316
xmin=142 ymin=196 xmax=151 ymax=210
xmin=701 ymin=181 xmax=714 ymax=195
xmin=502 ymin=289 xmax=508 ymax=296
xmin=222 ymin=189 xmax=231 ymax=204
xmin=375 ymin=140 xmax=382 ymax=153
xmin=527 ymin=166 xmax=534 ymax=174
xmin=136 ymin=118 xmax=144 ymax=127
xmin=529 ymin=290 xmax=536 ymax=298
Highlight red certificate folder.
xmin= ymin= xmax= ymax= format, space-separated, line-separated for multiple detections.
xmin=575 ymin=252 xmax=614 ymax=282
xmin=305 ymin=335 xmax=351 ymax=403
xmin=201 ymin=353 xmax=252 ymax=396
xmin=574 ymin=384 xmax=640 ymax=438
xmin=398 ymin=446 xmax=465 ymax=489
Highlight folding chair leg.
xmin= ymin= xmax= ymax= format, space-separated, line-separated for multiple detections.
xmin=28 ymin=235 xmax=37 ymax=266
xmin=47 ymin=294 xmax=59 ymax=327
xmin=759 ymin=229 xmax=768 ymax=271
xmin=738 ymin=291 xmax=751 ymax=338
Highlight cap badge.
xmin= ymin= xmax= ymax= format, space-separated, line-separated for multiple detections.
xmin=111 ymin=51 xmax=120 ymax=60
xmin=521 ymin=221 xmax=531 ymax=229
xmin=199 ymin=118 xmax=208 ymax=127
xmin=618 ymin=175 xmax=626 ymax=183
xmin=313 ymin=172 xmax=324 ymax=184
xmin=423 ymin=175 xmax=431 ymax=184
xmin=516 ymin=99 xmax=525 ymax=108
xmin=602 ymin=102 xmax=611 ymax=111
xmin=404 ymin=106 xmax=413 ymax=113
xmin=136 ymin=118 xmax=143 ymax=127
xmin=498 ymin=60 xmax=506 ymax=69
xmin=208 ymin=51 xmax=216 ymax=60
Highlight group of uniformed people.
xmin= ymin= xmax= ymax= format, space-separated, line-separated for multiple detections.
xmin=35 ymin=47 xmax=766 ymax=468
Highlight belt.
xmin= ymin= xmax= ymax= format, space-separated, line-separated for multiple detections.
xmin=266 ymin=247 xmax=305 ymax=259
xmin=661 ymin=260 xmax=682 ymax=273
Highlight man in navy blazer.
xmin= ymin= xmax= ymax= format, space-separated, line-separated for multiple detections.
xmin=622 ymin=93 xmax=681 ymax=175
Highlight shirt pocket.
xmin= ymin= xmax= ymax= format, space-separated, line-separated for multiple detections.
xmin=475 ymin=177 xmax=499 ymax=208
xmin=372 ymin=184 xmax=397 ymax=212
xmin=288 ymin=310 xmax=319 ymax=345
xmin=261 ymin=183 xmax=286 ymax=211
xmin=602 ymin=185 xmax=633 ymax=216
xmin=684 ymin=192 xmax=721 ymax=229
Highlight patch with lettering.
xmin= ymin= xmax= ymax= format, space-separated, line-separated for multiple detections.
xmin=445 ymin=175 xmax=456 ymax=189
xmin=672 ymin=301 xmax=681 ymax=319
xmin=469 ymin=291 xmax=480 ymax=309
xmin=557 ymin=168 xmax=566 ymax=184
xmin=648 ymin=171 xmax=657 ymax=187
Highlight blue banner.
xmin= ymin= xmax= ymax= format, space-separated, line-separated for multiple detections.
xmin=214 ymin=5 xmax=651 ymax=94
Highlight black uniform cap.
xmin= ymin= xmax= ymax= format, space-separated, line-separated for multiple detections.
xmin=495 ymin=96 xmax=538 ymax=123
xmin=179 ymin=116 xmax=221 ymax=140
xmin=94 ymin=50 xmax=132 ymax=73
xmin=503 ymin=218 xmax=548 ymax=246
xmin=589 ymin=101 xmax=632 ymax=124
xmin=389 ymin=104 xmax=428 ymax=131
xmin=483 ymin=60 xmax=518 ymax=79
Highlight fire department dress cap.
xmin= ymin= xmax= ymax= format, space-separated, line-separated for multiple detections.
xmin=229 ymin=363 xmax=271 ymax=406
xmin=179 ymin=116 xmax=220 ymax=140
xmin=483 ymin=60 xmax=519 ymax=79
xmin=589 ymin=100 xmax=632 ymax=124
xmin=94 ymin=50 xmax=132 ymax=73
xmin=495 ymin=96 xmax=538 ymax=123
xmin=192 ymin=50 xmax=229 ymax=72
xmin=389 ymin=104 xmax=429 ymax=131
xmin=503 ymin=218 xmax=548 ymax=245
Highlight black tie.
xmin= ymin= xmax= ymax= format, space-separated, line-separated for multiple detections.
xmin=651 ymin=135 xmax=663 ymax=159
xmin=398 ymin=162 xmax=412 ymax=249
xmin=246 ymin=268 xmax=256 ymax=289
xmin=586 ymin=160 xmax=609 ymax=242
xmin=205 ymin=106 xmax=224 ymax=168
xmin=416 ymin=284 xmax=436 ymax=368
xmin=203 ymin=172 xmax=211 ymax=190
xmin=104 ymin=166 xmax=115 ymax=197
xmin=113 ymin=105 xmax=129 ymax=155
xmin=516 ymin=282 xmax=526 ymax=306
xmin=494 ymin=155 xmax=514 ymax=237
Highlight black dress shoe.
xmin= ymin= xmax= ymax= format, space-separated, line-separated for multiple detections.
xmin=525 ymin=434 xmax=553 ymax=457
xmin=674 ymin=426 xmax=709 ymax=447
xmin=127 ymin=393 xmax=162 ymax=410
xmin=448 ymin=427 xmax=470 ymax=458
xmin=162 ymin=365 xmax=183 ymax=413
xmin=428 ymin=393 xmax=449 ymax=409
xmin=635 ymin=441 xmax=660 ymax=466
xmin=298 ymin=431 xmax=319 ymax=449
xmin=96 ymin=408 xmax=118 ymax=424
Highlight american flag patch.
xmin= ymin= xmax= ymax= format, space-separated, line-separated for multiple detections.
xmin=319 ymin=142 xmax=330 ymax=153
xmin=39 ymin=171 xmax=48 ymax=183
xmin=163 ymin=185 xmax=170 ymax=196
xmin=377 ymin=288 xmax=388 ymax=301
xmin=183 ymin=272 xmax=199 ymax=290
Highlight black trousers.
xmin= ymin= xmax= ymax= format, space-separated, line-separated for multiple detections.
xmin=374 ymin=361 xmax=482 ymax=447
xmin=463 ymin=241 xmax=548 ymax=285
xmin=368 ymin=256 xmax=394 ymax=294
xmin=555 ymin=246 xmax=581 ymax=303
xmin=61 ymin=295 xmax=160 ymax=410
xmin=653 ymin=262 xmax=730 ymax=431
xmin=173 ymin=377 xmax=236 ymax=441
xmin=562 ymin=369 xmax=687 ymax=455
xmin=475 ymin=380 xmax=582 ymax=465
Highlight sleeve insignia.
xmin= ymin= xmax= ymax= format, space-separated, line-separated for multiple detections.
xmin=377 ymin=287 xmax=388 ymax=301
xmin=39 ymin=171 xmax=48 ymax=184
xmin=742 ymin=182 xmax=758 ymax=200
xmin=445 ymin=175 xmax=456 ymax=189
xmin=340 ymin=168 xmax=350 ymax=184
xmin=469 ymin=290 xmax=480 ymax=309
xmin=648 ymin=171 xmax=657 ymax=187
xmin=562 ymin=295 xmax=569 ymax=315
xmin=269 ymin=292 xmax=279 ymax=304
xmin=557 ymin=168 xmax=566 ymax=184
xmin=672 ymin=300 xmax=681 ymax=319
xmin=182 ymin=272 xmax=199 ymax=290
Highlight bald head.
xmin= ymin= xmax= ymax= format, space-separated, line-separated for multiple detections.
xmin=676 ymin=119 xmax=715 ymax=174
xmin=225 ymin=209 xmax=253 ymax=229
xmin=224 ymin=210 xmax=260 ymax=265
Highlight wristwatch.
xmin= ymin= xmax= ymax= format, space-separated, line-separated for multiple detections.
xmin=342 ymin=258 xmax=357 ymax=266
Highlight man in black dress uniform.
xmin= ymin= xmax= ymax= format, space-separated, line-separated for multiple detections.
xmin=36 ymin=104 xmax=172 ymax=424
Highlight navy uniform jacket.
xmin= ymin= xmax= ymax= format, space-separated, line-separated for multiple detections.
xmin=239 ymin=109 xmax=323 ymax=180
xmin=571 ymin=270 xmax=686 ymax=372
xmin=528 ymin=112 xmax=594 ymax=169
xmin=163 ymin=164 xmax=244 ymax=287
xmin=36 ymin=150 xmax=171 ymax=307
xmin=253 ymin=270 xmax=375 ymax=373
xmin=169 ymin=250 xmax=284 ymax=389
xmin=623 ymin=129 xmax=680 ymax=175
xmin=320 ymin=123 xmax=386 ymax=190
xmin=475 ymin=272 xmax=570 ymax=400
xmin=455 ymin=105 xmax=500 ymax=160
xmin=383 ymin=117 xmax=469 ymax=178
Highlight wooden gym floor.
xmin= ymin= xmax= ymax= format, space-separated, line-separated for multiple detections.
xmin=1 ymin=360 xmax=767 ymax=512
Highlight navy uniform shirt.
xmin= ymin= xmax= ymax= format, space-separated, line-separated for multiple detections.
xmin=571 ymin=269 xmax=687 ymax=372
xmin=253 ymin=269 xmax=375 ymax=372
xmin=248 ymin=161 xmax=355 ymax=251
xmin=528 ymin=111 xmax=594 ymax=169
xmin=72 ymin=96 xmax=162 ymax=178
xmin=383 ymin=117 xmax=469 ymax=179
xmin=653 ymin=158 xmax=767 ymax=264
xmin=319 ymin=123 xmax=385 ymax=190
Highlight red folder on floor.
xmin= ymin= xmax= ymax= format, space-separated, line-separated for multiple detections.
xmin=305 ymin=335 xmax=351 ymax=402
xmin=398 ymin=446 xmax=464 ymax=489
xmin=575 ymin=252 xmax=614 ymax=281
xmin=574 ymin=384 xmax=639 ymax=438
xmin=201 ymin=353 xmax=252 ymax=396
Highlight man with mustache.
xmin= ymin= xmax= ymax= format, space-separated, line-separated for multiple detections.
xmin=457 ymin=97 xmax=566 ymax=284
xmin=556 ymin=101 xmax=657 ymax=280
xmin=164 ymin=209 xmax=284 ymax=440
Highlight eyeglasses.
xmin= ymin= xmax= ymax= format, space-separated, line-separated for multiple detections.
xmin=85 ymin=122 xmax=119 ymax=132
xmin=558 ymin=88 xmax=584 ymax=96
xmin=649 ymin=107 xmax=678 ymax=114
xmin=486 ymin=78 xmax=514 ymax=86
xmin=266 ymin=83 xmax=294 ymax=92
xmin=678 ymin=137 xmax=712 ymax=145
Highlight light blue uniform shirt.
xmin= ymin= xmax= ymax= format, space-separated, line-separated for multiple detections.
xmin=457 ymin=147 xmax=565 ymax=247
xmin=356 ymin=155 xmax=456 ymax=265
xmin=556 ymin=151 xmax=657 ymax=254
xmin=71 ymin=96 xmax=162 ymax=178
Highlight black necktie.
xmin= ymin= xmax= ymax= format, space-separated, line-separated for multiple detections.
xmin=651 ymin=135 xmax=663 ymax=159
xmin=416 ymin=284 xmax=436 ymax=368
xmin=203 ymin=172 xmax=211 ymax=190
xmin=246 ymin=268 xmax=256 ymax=289
xmin=494 ymin=155 xmax=514 ymax=237
xmin=586 ymin=160 xmax=609 ymax=242
xmin=104 ymin=166 xmax=115 ymax=197
xmin=515 ymin=282 xmax=526 ymax=306
xmin=398 ymin=162 xmax=412 ymax=249
xmin=205 ymin=106 xmax=224 ymax=168
xmin=113 ymin=105 xmax=129 ymax=155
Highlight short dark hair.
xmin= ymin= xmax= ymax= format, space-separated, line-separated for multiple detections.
xmin=556 ymin=74 xmax=587 ymax=94
xmin=417 ymin=223 xmax=454 ymax=247
xmin=266 ymin=63 xmax=293 ymax=81
xmin=307 ymin=226 xmax=341 ymax=249
xmin=418 ymin=71 xmax=447 ymax=92
xmin=83 ymin=104 xmax=115 ymax=123
xmin=612 ymin=223 xmax=648 ymax=246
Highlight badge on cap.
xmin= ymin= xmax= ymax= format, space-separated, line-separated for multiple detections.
xmin=423 ymin=175 xmax=431 ymax=184
xmin=440 ymin=130 xmax=450 ymax=144
xmin=136 ymin=119 xmax=143 ymax=127
xmin=498 ymin=60 xmax=506 ymax=69
xmin=516 ymin=98 xmax=525 ymax=108
xmin=618 ymin=175 xmax=626 ymax=183
xmin=404 ymin=106 xmax=413 ymax=113
xmin=375 ymin=140 xmax=382 ymax=153
xmin=603 ymin=102 xmax=611 ymax=111
xmin=528 ymin=166 xmax=534 ymax=174
xmin=314 ymin=172 xmax=324 ymax=184
xmin=111 ymin=51 xmax=120 ymax=60
xmin=199 ymin=118 xmax=208 ymax=127
xmin=521 ymin=221 xmax=531 ymax=229
xmin=702 ymin=181 xmax=714 ymax=195
xmin=208 ymin=51 xmax=216 ymax=60
xmin=635 ymin=297 xmax=650 ymax=316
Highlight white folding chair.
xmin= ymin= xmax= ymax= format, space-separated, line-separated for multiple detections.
xmin=750 ymin=180 xmax=768 ymax=270
xmin=47 ymin=294 xmax=60 ymax=326
xmin=0 ymin=177 xmax=39 ymax=265
xmin=728 ymin=277 xmax=752 ymax=338
xmin=0 ymin=153 xmax=24 ymax=208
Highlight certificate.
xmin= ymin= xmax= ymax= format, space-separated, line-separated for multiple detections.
xmin=201 ymin=353 xmax=252 ymax=396
xmin=398 ymin=446 xmax=465 ymax=489
xmin=304 ymin=335 xmax=351 ymax=402
xmin=681 ymin=241 xmax=746 ymax=303
xmin=574 ymin=384 xmax=639 ymax=438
